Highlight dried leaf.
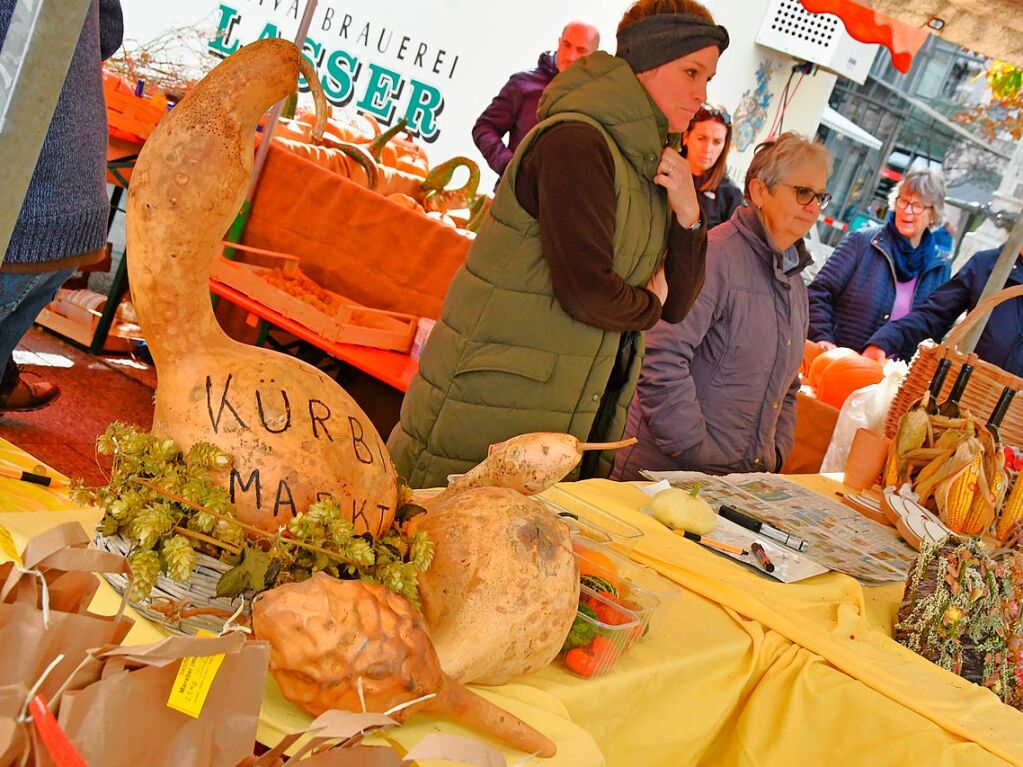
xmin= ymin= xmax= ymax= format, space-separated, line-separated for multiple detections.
xmin=217 ymin=545 xmax=272 ymax=598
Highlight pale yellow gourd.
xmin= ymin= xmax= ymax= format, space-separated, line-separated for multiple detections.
xmin=408 ymin=487 xmax=579 ymax=685
xmin=651 ymin=488 xmax=716 ymax=534
xmin=126 ymin=39 xmax=398 ymax=536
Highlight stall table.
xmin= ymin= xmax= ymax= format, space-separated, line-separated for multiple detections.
xmin=208 ymin=279 xmax=419 ymax=393
xmin=2 ymin=436 xmax=1023 ymax=766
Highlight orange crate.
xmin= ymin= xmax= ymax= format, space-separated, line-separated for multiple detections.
xmin=211 ymin=245 xmax=418 ymax=353
xmin=103 ymin=71 xmax=168 ymax=143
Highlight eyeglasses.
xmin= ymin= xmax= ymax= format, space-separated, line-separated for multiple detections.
xmin=894 ymin=197 xmax=933 ymax=215
xmin=777 ymin=183 xmax=831 ymax=210
xmin=693 ymin=103 xmax=731 ymax=127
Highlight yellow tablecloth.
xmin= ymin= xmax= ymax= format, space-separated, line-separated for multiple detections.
xmin=3 ymin=436 xmax=1023 ymax=766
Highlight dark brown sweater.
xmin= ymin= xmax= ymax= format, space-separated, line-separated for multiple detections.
xmin=514 ymin=122 xmax=707 ymax=332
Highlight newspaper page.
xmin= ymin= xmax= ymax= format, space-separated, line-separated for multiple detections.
xmin=642 ymin=470 xmax=916 ymax=584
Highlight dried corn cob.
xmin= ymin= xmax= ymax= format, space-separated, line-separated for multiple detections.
xmin=961 ymin=484 xmax=995 ymax=537
xmin=996 ymin=477 xmax=1023 ymax=542
xmin=940 ymin=453 xmax=983 ymax=533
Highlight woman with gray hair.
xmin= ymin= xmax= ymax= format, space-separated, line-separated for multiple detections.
xmin=807 ymin=167 xmax=950 ymax=354
xmin=612 ymin=132 xmax=831 ymax=478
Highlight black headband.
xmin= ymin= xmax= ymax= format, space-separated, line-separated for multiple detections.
xmin=616 ymin=14 xmax=729 ymax=73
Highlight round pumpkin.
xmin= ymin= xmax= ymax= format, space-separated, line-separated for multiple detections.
xmin=808 ymin=347 xmax=857 ymax=389
xmin=801 ymin=340 xmax=824 ymax=378
xmin=816 ymin=355 xmax=884 ymax=409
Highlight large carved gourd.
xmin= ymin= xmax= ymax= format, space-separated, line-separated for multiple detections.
xmin=253 ymin=574 xmax=557 ymax=757
xmin=126 ymin=39 xmax=398 ymax=536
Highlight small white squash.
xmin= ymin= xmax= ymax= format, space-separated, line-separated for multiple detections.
xmin=651 ymin=488 xmax=717 ymax=534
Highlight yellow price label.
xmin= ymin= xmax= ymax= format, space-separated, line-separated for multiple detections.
xmin=166 ymin=631 xmax=225 ymax=719
xmin=0 ymin=523 xmax=21 ymax=566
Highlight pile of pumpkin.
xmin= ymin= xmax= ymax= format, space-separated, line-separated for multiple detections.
xmin=274 ymin=105 xmax=489 ymax=233
xmin=800 ymin=342 xmax=885 ymax=410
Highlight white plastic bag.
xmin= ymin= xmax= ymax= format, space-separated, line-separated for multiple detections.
xmin=820 ymin=360 xmax=907 ymax=473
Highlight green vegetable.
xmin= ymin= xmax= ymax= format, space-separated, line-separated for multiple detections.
xmin=564 ymin=604 xmax=598 ymax=650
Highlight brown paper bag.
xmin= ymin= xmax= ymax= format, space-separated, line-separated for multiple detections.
xmin=0 ymin=684 xmax=31 ymax=767
xmin=238 ymin=710 xmax=400 ymax=767
xmin=56 ymin=633 xmax=269 ymax=767
xmin=0 ymin=522 xmax=134 ymax=703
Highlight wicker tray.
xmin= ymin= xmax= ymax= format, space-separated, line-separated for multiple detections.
xmin=883 ymin=284 xmax=1023 ymax=445
xmin=93 ymin=533 xmax=244 ymax=636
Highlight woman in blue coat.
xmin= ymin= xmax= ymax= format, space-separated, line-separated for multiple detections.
xmin=807 ymin=168 xmax=950 ymax=352
xmin=864 ymin=247 xmax=1023 ymax=376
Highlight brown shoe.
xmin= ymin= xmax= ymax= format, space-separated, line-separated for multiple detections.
xmin=0 ymin=378 xmax=60 ymax=412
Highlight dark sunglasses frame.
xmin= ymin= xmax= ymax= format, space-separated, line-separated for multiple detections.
xmin=693 ymin=104 xmax=731 ymax=127
xmin=777 ymin=182 xmax=832 ymax=210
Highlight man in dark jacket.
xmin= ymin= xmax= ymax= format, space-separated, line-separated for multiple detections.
xmin=0 ymin=0 xmax=123 ymax=411
xmin=471 ymin=21 xmax=599 ymax=177
xmin=864 ymin=247 xmax=1023 ymax=376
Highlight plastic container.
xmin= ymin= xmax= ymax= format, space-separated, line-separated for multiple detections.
xmin=573 ymin=535 xmax=679 ymax=637
xmin=559 ymin=585 xmax=641 ymax=678
xmin=548 ymin=506 xmax=614 ymax=546
xmin=540 ymin=486 xmax=645 ymax=552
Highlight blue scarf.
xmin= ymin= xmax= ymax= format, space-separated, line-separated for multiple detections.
xmin=885 ymin=213 xmax=936 ymax=282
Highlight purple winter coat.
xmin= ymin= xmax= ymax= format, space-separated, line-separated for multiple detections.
xmin=612 ymin=206 xmax=810 ymax=479
xmin=471 ymin=51 xmax=558 ymax=176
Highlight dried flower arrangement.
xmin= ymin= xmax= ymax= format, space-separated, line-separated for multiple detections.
xmin=896 ymin=533 xmax=1023 ymax=707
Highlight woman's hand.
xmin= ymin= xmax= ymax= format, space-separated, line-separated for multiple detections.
xmin=646 ymin=267 xmax=668 ymax=306
xmin=816 ymin=340 xmax=837 ymax=352
xmin=655 ymin=147 xmax=700 ymax=228
xmin=862 ymin=345 xmax=888 ymax=363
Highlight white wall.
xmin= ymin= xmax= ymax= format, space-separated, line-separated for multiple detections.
xmin=119 ymin=0 xmax=837 ymax=189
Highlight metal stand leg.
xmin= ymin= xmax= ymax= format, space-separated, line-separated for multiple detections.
xmin=89 ymin=255 xmax=129 ymax=354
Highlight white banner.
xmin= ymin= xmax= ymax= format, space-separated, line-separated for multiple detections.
xmin=117 ymin=1 xmax=835 ymax=188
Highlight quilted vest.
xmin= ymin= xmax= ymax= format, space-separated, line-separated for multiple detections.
xmin=388 ymin=52 xmax=670 ymax=488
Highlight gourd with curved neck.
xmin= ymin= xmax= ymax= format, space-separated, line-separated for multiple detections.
xmin=126 ymin=39 xmax=398 ymax=536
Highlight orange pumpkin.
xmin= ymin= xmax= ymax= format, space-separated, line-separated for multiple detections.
xmin=387 ymin=192 xmax=425 ymax=214
xmin=801 ymin=340 xmax=823 ymax=378
xmin=816 ymin=355 xmax=884 ymax=409
xmin=808 ymin=347 xmax=857 ymax=389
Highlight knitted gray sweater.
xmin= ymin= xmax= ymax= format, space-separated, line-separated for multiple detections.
xmin=0 ymin=0 xmax=123 ymax=268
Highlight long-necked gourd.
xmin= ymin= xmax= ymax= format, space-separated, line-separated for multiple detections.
xmin=126 ymin=39 xmax=398 ymax=536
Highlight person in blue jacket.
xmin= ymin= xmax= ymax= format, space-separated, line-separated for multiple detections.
xmin=863 ymin=246 xmax=1023 ymax=377
xmin=807 ymin=167 xmax=950 ymax=353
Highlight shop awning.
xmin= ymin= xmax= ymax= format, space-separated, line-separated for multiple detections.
xmin=819 ymin=106 xmax=884 ymax=151
xmin=799 ymin=0 xmax=930 ymax=73
xmin=802 ymin=0 xmax=1023 ymax=69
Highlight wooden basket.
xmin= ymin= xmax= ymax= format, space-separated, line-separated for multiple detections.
xmin=883 ymin=284 xmax=1023 ymax=445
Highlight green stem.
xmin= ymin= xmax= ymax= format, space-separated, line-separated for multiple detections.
xmin=368 ymin=117 xmax=408 ymax=161
xmin=131 ymin=479 xmax=350 ymax=564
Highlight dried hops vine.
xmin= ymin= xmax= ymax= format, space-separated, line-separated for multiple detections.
xmin=896 ymin=535 xmax=1023 ymax=707
xmin=76 ymin=423 xmax=433 ymax=605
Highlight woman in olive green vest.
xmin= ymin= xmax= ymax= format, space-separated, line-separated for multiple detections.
xmin=388 ymin=1 xmax=730 ymax=488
